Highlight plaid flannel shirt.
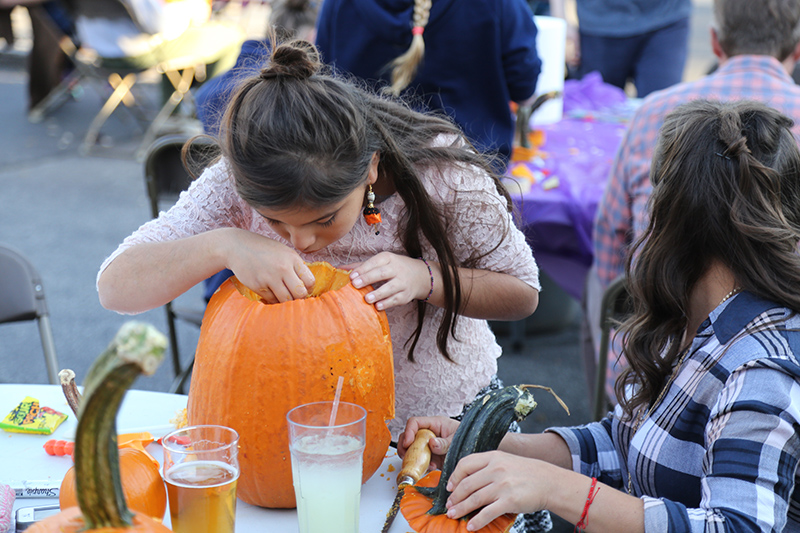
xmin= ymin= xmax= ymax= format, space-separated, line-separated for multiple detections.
xmin=593 ymin=55 xmax=800 ymax=288
xmin=551 ymin=292 xmax=800 ymax=532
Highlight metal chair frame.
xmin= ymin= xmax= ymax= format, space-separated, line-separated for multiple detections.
xmin=26 ymin=3 xmax=206 ymax=157
xmin=0 ymin=244 xmax=60 ymax=384
xmin=143 ymin=133 xmax=219 ymax=393
xmin=592 ymin=275 xmax=631 ymax=420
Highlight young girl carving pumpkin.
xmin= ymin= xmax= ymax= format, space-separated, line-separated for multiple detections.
xmin=97 ymin=38 xmax=541 ymax=440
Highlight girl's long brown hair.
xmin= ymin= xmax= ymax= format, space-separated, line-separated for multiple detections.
xmin=616 ymin=99 xmax=800 ymax=417
xmin=216 ymin=37 xmax=512 ymax=362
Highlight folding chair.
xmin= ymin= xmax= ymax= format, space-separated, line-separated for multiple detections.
xmin=143 ymin=133 xmax=220 ymax=393
xmin=592 ymin=275 xmax=631 ymax=420
xmin=0 ymin=244 xmax=60 ymax=385
xmin=27 ymin=0 xmax=242 ymax=156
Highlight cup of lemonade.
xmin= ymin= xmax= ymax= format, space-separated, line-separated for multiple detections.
xmin=287 ymin=401 xmax=366 ymax=533
xmin=162 ymin=424 xmax=239 ymax=533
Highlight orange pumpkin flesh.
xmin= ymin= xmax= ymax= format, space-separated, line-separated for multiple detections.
xmin=27 ymin=507 xmax=169 ymax=533
xmin=188 ymin=261 xmax=395 ymax=508
xmin=60 ymin=448 xmax=167 ymax=521
xmin=401 ymin=471 xmax=516 ymax=533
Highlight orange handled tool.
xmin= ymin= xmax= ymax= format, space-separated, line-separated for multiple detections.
xmin=381 ymin=428 xmax=435 ymax=533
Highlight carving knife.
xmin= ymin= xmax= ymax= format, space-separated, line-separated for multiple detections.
xmin=381 ymin=428 xmax=435 ymax=533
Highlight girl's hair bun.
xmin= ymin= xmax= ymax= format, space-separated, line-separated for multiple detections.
xmin=260 ymin=40 xmax=320 ymax=81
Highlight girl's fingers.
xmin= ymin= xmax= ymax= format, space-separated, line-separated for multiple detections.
xmin=445 ymin=470 xmax=495 ymax=520
xmin=464 ymin=501 xmax=508 ymax=531
xmin=295 ymin=262 xmax=316 ymax=291
xmin=257 ymin=287 xmax=278 ymax=304
xmin=446 ymin=454 xmax=488 ymax=493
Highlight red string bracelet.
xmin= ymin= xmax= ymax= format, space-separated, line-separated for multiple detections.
xmin=574 ymin=477 xmax=600 ymax=532
xmin=418 ymin=257 xmax=434 ymax=301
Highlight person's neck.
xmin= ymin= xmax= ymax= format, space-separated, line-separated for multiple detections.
xmin=718 ymin=52 xmax=797 ymax=76
xmin=685 ymin=262 xmax=739 ymax=347
xmin=373 ymin=170 xmax=396 ymax=198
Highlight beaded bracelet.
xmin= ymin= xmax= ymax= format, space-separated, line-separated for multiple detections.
xmin=418 ymin=257 xmax=434 ymax=302
xmin=574 ymin=477 xmax=600 ymax=532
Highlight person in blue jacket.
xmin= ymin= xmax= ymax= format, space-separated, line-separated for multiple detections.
xmin=314 ymin=0 xmax=542 ymax=170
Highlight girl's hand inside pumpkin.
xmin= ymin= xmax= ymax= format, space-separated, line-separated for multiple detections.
xmin=224 ymin=230 xmax=316 ymax=304
xmin=348 ymin=253 xmax=436 ymax=310
xmin=398 ymin=416 xmax=459 ymax=471
xmin=444 ymin=451 xmax=552 ymax=530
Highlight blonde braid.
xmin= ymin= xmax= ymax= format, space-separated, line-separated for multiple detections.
xmin=386 ymin=0 xmax=432 ymax=95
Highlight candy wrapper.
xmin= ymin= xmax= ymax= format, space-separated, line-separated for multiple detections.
xmin=0 ymin=397 xmax=68 ymax=435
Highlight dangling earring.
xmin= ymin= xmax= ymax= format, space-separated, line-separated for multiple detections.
xmin=363 ymin=184 xmax=381 ymax=235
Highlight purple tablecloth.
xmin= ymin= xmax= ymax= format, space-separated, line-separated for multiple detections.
xmin=509 ymin=118 xmax=626 ymax=300
xmin=505 ymin=74 xmax=636 ymax=301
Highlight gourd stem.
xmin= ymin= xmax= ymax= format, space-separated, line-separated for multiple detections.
xmin=59 ymin=369 xmax=82 ymax=417
xmin=519 ymin=384 xmax=570 ymax=416
xmin=74 ymin=322 xmax=166 ymax=529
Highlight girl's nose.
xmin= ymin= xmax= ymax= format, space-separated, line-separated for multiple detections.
xmin=289 ymin=229 xmax=316 ymax=252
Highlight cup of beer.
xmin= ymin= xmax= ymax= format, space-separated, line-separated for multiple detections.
xmin=287 ymin=401 xmax=367 ymax=533
xmin=162 ymin=424 xmax=239 ymax=533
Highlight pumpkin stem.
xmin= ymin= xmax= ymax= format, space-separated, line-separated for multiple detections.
xmin=75 ymin=322 xmax=166 ymax=529
xmin=59 ymin=369 xmax=82 ymax=417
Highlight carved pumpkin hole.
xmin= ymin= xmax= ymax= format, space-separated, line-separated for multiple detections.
xmin=230 ymin=261 xmax=352 ymax=304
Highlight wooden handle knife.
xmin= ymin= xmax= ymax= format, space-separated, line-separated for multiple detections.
xmin=381 ymin=429 xmax=436 ymax=533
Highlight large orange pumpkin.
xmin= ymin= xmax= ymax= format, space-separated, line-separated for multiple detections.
xmin=187 ymin=262 xmax=395 ymax=508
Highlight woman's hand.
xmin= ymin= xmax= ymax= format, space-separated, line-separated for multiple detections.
xmin=397 ymin=416 xmax=460 ymax=470
xmin=223 ymin=229 xmax=316 ymax=304
xmin=444 ymin=452 xmax=552 ymax=530
xmin=347 ymin=253 xmax=435 ymax=310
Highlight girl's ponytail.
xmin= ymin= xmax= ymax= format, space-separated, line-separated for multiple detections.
xmin=386 ymin=0 xmax=432 ymax=95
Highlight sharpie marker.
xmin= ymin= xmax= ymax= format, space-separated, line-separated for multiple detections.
xmin=9 ymin=481 xmax=60 ymax=498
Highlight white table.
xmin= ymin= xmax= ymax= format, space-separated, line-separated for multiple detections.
xmin=0 ymin=384 xmax=412 ymax=532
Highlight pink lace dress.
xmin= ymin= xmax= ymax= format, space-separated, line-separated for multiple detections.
xmin=99 ymin=154 xmax=540 ymax=437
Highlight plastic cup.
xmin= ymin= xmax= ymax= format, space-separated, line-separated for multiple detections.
xmin=162 ymin=425 xmax=240 ymax=533
xmin=287 ymin=401 xmax=367 ymax=533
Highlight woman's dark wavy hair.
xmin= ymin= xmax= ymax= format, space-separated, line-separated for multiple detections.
xmin=214 ymin=36 xmax=512 ymax=362
xmin=615 ymin=99 xmax=800 ymax=417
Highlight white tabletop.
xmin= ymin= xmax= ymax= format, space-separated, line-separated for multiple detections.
xmin=0 ymin=384 xmax=412 ymax=532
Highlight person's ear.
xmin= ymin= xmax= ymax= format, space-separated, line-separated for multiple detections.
xmin=790 ymin=40 xmax=800 ymax=63
xmin=710 ymin=27 xmax=727 ymax=61
xmin=368 ymin=152 xmax=380 ymax=185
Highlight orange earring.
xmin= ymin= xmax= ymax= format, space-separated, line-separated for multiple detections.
xmin=363 ymin=184 xmax=381 ymax=235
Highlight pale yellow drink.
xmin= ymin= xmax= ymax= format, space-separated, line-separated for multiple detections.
xmin=165 ymin=460 xmax=238 ymax=533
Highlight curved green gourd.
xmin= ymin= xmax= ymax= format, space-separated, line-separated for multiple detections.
xmin=74 ymin=321 xmax=167 ymax=529
xmin=417 ymin=384 xmax=569 ymax=516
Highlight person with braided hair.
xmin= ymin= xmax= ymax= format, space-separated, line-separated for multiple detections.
xmin=314 ymin=0 xmax=542 ymax=170
xmin=97 ymin=36 xmax=541 ymax=475
xmin=400 ymin=99 xmax=800 ymax=532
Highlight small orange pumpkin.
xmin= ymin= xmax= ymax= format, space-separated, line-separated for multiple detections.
xmin=188 ymin=261 xmax=395 ymax=508
xmin=401 ymin=471 xmax=516 ymax=533
xmin=60 ymin=447 xmax=167 ymax=520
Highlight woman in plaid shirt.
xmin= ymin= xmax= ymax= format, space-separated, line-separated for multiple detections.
xmin=399 ymin=99 xmax=800 ymax=532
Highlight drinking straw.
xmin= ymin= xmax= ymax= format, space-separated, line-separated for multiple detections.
xmin=328 ymin=376 xmax=344 ymax=427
